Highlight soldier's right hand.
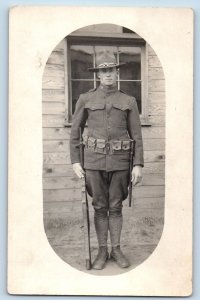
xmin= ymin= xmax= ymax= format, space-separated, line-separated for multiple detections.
xmin=72 ymin=163 xmax=85 ymax=179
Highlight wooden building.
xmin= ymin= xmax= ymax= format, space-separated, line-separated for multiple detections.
xmin=42 ymin=24 xmax=165 ymax=272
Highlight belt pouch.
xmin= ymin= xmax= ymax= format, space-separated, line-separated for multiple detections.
xmin=122 ymin=140 xmax=130 ymax=151
xmin=87 ymin=137 xmax=96 ymax=151
xmin=112 ymin=140 xmax=122 ymax=153
xmin=95 ymin=139 xmax=106 ymax=154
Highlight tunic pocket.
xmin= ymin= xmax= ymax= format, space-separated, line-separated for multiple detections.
xmin=112 ymin=103 xmax=132 ymax=111
xmin=111 ymin=103 xmax=132 ymax=127
xmin=85 ymin=102 xmax=105 ymax=125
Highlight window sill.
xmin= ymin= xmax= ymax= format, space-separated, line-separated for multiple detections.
xmin=140 ymin=117 xmax=152 ymax=127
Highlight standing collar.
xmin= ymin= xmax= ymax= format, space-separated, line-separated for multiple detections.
xmin=98 ymin=84 xmax=118 ymax=95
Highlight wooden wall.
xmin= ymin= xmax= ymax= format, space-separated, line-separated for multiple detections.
xmin=42 ymin=39 xmax=165 ymax=227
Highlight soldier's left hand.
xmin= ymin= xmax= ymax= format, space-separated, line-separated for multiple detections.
xmin=131 ymin=165 xmax=142 ymax=186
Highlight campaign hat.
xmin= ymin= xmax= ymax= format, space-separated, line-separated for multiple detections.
xmin=88 ymin=50 xmax=126 ymax=72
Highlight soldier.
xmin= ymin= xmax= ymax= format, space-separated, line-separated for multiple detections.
xmin=70 ymin=50 xmax=144 ymax=270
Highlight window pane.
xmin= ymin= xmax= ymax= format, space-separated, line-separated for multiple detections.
xmin=119 ymin=47 xmax=141 ymax=80
xmin=120 ymin=81 xmax=142 ymax=113
xmin=95 ymin=46 xmax=117 ymax=53
xmin=96 ymin=80 xmax=100 ymax=88
xmin=72 ymin=81 xmax=94 ymax=113
xmin=70 ymin=45 xmax=94 ymax=79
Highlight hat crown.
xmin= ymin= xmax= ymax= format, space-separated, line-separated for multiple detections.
xmin=96 ymin=50 xmax=117 ymax=68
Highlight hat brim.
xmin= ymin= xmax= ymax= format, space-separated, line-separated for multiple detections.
xmin=88 ymin=62 xmax=126 ymax=72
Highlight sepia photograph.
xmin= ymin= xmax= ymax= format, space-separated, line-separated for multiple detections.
xmin=42 ymin=24 xmax=165 ymax=275
xmin=8 ymin=6 xmax=193 ymax=296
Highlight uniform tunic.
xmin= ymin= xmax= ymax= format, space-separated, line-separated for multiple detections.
xmin=70 ymin=84 xmax=144 ymax=172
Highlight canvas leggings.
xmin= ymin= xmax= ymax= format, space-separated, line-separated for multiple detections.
xmin=85 ymin=169 xmax=129 ymax=247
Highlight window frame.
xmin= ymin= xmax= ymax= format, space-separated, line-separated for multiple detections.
xmin=64 ymin=32 xmax=150 ymax=126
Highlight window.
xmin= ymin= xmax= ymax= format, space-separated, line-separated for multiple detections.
xmin=65 ymin=34 xmax=148 ymax=124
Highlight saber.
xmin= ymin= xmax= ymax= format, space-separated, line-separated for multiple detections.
xmin=129 ymin=140 xmax=135 ymax=207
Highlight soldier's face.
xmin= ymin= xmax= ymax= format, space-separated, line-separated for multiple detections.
xmin=98 ymin=67 xmax=118 ymax=86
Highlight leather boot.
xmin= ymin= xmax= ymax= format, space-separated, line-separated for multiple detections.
xmin=109 ymin=212 xmax=122 ymax=247
xmin=109 ymin=210 xmax=130 ymax=268
xmin=92 ymin=246 xmax=109 ymax=270
xmin=93 ymin=209 xmax=109 ymax=270
xmin=110 ymin=246 xmax=130 ymax=268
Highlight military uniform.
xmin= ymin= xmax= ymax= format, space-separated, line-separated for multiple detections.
xmin=70 ymin=84 xmax=143 ymax=169
xmin=70 ymin=50 xmax=144 ymax=270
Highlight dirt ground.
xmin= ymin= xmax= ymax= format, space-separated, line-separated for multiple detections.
xmin=44 ymin=197 xmax=164 ymax=276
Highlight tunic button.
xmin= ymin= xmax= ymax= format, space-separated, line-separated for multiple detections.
xmin=108 ymin=126 xmax=111 ymax=129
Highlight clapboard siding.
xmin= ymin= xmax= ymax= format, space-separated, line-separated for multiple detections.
xmin=148 ymin=45 xmax=157 ymax=56
xmin=43 ymin=128 xmax=70 ymax=139
xmin=149 ymin=79 xmax=165 ymax=92
xmin=42 ymin=77 xmax=65 ymax=90
xmin=43 ymin=152 xmax=70 ymax=164
xmin=148 ymin=67 xmax=165 ymax=79
xmin=148 ymin=92 xmax=165 ymax=103
xmin=43 ymin=115 xmax=65 ymax=127
xmin=42 ymin=102 xmax=65 ymax=114
xmin=148 ymin=116 xmax=165 ymax=126
xmin=148 ymin=55 xmax=163 ymax=68
xmin=148 ymin=103 xmax=165 ymax=116
xmin=46 ymin=51 xmax=65 ymax=65
xmin=42 ymin=39 xmax=165 ymax=220
xmin=43 ymin=140 xmax=69 ymax=152
xmin=42 ymin=89 xmax=65 ymax=102
xmin=43 ymin=164 xmax=74 ymax=177
xmin=43 ymin=64 xmax=65 ymax=77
